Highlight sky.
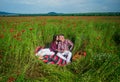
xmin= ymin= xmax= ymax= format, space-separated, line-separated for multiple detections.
xmin=0 ymin=0 xmax=120 ymax=14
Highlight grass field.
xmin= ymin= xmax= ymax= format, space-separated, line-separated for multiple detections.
xmin=0 ymin=16 xmax=120 ymax=82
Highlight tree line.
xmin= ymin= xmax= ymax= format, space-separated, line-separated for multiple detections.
xmin=1 ymin=12 xmax=120 ymax=16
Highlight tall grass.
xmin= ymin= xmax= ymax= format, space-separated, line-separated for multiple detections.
xmin=0 ymin=16 xmax=120 ymax=82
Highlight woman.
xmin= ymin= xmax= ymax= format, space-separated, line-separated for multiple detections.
xmin=50 ymin=35 xmax=59 ymax=53
xmin=35 ymin=35 xmax=59 ymax=59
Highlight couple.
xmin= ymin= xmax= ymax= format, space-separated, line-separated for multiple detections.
xmin=35 ymin=34 xmax=74 ymax=64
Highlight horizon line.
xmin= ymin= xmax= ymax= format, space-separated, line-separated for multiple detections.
xmin=0 ymin=11 xmax=120 ymax=14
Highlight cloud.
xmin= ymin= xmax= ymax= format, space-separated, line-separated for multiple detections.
xmin=2 ymin=0 xmax=91 ymax=6
xmin=0 ymin=0 xmax=120 ymax=13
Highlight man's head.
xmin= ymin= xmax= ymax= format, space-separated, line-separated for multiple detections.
xmin=58 ymin=34 xmax=65 ymax=42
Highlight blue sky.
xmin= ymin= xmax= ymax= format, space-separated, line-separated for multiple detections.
xmin=0 ymin=0 xmax=120 ymax=13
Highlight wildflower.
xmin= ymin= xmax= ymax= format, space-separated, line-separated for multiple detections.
xmin=13 ymin=35 xmax=17 ymax=38
xmin=67 ymin=24 xmax=70 ymax=27
xmin=21 ymin=30 xmax=25 ymax=33
xmin=10 ymin=28 xmax=14 ymax=33
xmin=83 ymin=51 xmax=86 ymax=56
xmin=7 ymin=77 xmax=15 ymax=82
xmin=0 ymin=34 xmax=4 ymax=39
xmin=42 ymin=21 xmax=46 ymax=26
xmin=16 ymin=32 xmax=21 ymax=37
xmin=29 ymin=28 xmax=33 ymax=31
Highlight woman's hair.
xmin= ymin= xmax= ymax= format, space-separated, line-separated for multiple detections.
xmin=52 ymin=35 xmax=58 ymax=42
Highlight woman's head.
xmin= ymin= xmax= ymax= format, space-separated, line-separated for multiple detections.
xmin=52 ymin=35 xmax=59 ymax=42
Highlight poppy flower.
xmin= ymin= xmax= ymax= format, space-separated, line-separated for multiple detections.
xmin=0 ymin=34 xmax=4 ymax=39
xmin=7 ymin=77 xmax=15 ymax=82
xmin=16 ymin=32 xmax=21 ymax=37
xmin=83 ymin=51 xmax=86 ymax=56
xmin=29 ymin=28 xmax=33 ymax=31
xmin=42 ymin=22 xmax=46 ymax=26
xmin=21 ymin=30 xmax=25 ymax=33
xmin=13 ymin=35 xmax=17 ymax=38
xmin=10 ymin=28 xmax=14 ymax=33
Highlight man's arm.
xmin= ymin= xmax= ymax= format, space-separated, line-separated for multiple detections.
xmin=67 ymin=39 xmax=74 ymax=51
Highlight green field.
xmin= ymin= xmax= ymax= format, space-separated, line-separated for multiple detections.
xmin=0 ymin=16 xmax=120 ymax=82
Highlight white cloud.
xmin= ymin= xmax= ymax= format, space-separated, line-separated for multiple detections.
xmin=0 ymin=0 xmax=120 ymax=13
xmin=2 ymin=0 xmax=91 ymax=6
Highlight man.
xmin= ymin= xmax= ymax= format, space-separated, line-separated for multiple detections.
xmin=56 ymin=34 xmax=74 ymax=63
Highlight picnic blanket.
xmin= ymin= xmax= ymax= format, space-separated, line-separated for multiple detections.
xmin=35 ymin=46 xmax=68 ymax=66
xmin=41 ymin=54 xmax=68 ymax=66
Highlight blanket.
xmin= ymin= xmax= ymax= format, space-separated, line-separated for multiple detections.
xmin=35 ymin=46 xmax=68 ymax=66
xmin=41 ymin=54 xmax=68 ymax=66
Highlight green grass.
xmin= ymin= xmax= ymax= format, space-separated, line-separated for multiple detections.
xmin=0 ymin=16 xmax=120 ymax=82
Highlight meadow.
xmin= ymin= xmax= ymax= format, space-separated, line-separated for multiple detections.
xmin=0 ymin=16 xmax=120 ymax=82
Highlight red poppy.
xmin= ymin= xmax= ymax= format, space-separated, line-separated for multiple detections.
xmin=21 ymin=30 xmax=25 ymax=33
xmin=16 ymin=32 xmax=21 ymax=37
xmin=7 ymin=77 xmax=15 ymax=82
xmin=0 ymin=34 xmax=4 ymax=39
xmin=67 ymin=24 xmax=70 ymax=27
xmin=13 ymin=35 xmax=17 ymax=38
xmin=10 ymin=28 xmax=14 ymax=33
xmin=29 ymin=28 xmax=33 ymax=31
xmin=42 ymin=22 xmax=46 ymax=26
xmin=83 ymin=51 xmax=86 ymax=56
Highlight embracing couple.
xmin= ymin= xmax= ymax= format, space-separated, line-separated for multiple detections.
xmin=36 ymin=34 xmax=74 ymax=64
